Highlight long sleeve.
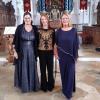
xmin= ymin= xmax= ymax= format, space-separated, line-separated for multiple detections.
xmin=55 ymin=29 xmax=59 ymax=46
xmin=12 ymin=24 xmax=23 ymax=53
xmin=73 ymin=30 xmax=79 ymax=60
xmin=52 ymin=29 xmax=55 ymax=47
xmin=54 ymin=29 xmax=59 ymax=59
xmin=12 ymin=26 xmax=20 ymax=53
xmin=33 ymin=26 xmax=39 ymax=60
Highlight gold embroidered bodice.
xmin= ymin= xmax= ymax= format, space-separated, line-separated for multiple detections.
xmin=38 ymin=29 xmax=54 ymax=50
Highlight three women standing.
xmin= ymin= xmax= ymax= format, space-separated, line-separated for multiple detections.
xmin=13 ymin=11 xmax=79 ymax=100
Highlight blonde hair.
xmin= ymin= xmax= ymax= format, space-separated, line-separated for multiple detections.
xmin=60 ymin=11 xmax=72 ymax=28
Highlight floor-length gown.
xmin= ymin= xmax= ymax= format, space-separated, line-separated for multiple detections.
xmin=55 ymin=28 xmax=79 ymax=99
xmin=14 ymin=28 xmax=40 ymax=92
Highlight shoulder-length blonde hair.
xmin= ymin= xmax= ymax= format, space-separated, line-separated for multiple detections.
xmin=60 ymin=11 xmax=72 ymax=28
xmin=40 ymin=13 xmax=51 ymax=28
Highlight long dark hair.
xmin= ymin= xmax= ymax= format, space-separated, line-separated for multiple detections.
xmin=23 ymin=12 xmax=33 ymax=25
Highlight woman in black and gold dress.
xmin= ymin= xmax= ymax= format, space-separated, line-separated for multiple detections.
xmin=38 ymin=13 xmax=55 ymax=92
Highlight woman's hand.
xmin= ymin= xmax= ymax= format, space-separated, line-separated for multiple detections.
xmin=14 ymin=50 xmax=18 ymax=59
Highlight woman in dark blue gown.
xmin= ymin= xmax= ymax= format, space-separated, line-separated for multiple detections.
xmin=13 ymin=12 xmax=40 ymax=93
xmin=54 ymin=12 xmax=79 ymax=100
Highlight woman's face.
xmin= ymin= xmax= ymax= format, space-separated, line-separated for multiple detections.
xmin=41 ymin=16 xmax=48 ymax=26
xmin=24 ymin=14 xmax=32 ymax=25
xmin=61 ymin=14 xmax=70 ymax=26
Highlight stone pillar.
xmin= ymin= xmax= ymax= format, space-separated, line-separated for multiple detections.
xmin=41 ymin=0 xmax=45 ymax=11
xmin=64 ymin=0 xmax=69 ymax=11
xmin=32 ymin=0 xmax=40 ymax=25
xmin=38 ymin=0 xmax=46 ymax=12
xmin=64 ymin=0 xmax=73 ymax=13
xmin=68 ymin=0 xmax=73 ymax=12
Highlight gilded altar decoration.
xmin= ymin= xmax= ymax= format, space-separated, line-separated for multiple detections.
xmin=37 ymin=0 xmax=73 ymax=28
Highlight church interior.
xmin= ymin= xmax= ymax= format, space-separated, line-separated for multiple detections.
xmin=0 ymin=0 xmax=100 ymax=100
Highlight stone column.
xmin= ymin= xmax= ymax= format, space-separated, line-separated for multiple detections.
xmin=32 ymin=0 xmax=40 ymax=25
xmin=64 ymin=0 xmax=69 ymax=11
xmin=64 ymin=0 xmax=73 ymax=13
xmin=38 ymin=0 xmax=46 ymax=12
xmin=41 ymin=0 xmax=45 ymax=11
xmin=69 ymin=0 xmax=73 ymax=12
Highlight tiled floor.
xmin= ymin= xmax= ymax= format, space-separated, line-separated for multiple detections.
xmin=0 ymin=45 xmax=100 ymax=100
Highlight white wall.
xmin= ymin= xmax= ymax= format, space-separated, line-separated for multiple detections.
xmin=71 ymin=0 xmax=100 ymax=25
xmin=71 ymin=0 xmax=89 ymax=25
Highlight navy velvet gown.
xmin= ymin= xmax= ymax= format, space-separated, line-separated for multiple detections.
xmin=14 ymin=28 xmax=40 ymax=92
xmin=55 ymin=28 xmax=79 ymax=99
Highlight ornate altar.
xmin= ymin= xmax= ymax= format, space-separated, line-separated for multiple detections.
xmin=47 ymin=0 xmax=64 ymax=28
xmin=38 ymin=0 xmax=73 ymax=28
xmin=4 ymin=27 xmax=16 ymax=63
xmin=46 ymin=0 xmax=64 ymax=20
xmin=5 ymin=35 xmax=14 ymax=63
xmin=0 ymin=1 xmax=15 ymax=52
xmin=0 ymin=1 xmax=15 ymax=63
